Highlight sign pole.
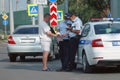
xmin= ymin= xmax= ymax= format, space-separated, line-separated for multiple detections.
xmin=4 ymin=25 xmax=7 ymax=35
xmin=32 ymin=16 xmax=35 ymax=25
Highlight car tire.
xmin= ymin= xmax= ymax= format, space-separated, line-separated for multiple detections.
xmin=82 ymin=54 xmax=93 ymax=73
xmin=9 ymin=54 xmax=17 ymax=62
xmin=20 ymin=56 xmax=25 ymax=61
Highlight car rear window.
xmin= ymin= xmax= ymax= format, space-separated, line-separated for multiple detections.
xmin=14 ymin=27 xmax=38 ymax=34
xmin=94 ymin=23 xmax=120 ymax=34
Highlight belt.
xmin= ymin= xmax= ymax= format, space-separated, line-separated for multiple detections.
xmin=70 ymin=36 xmax=76 ymax=39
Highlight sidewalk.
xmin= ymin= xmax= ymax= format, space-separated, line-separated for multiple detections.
xmin=0 ymin=40 xmax=7 ymax=43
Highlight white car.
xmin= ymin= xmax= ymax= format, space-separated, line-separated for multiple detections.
xmin=76 ymin=18 xmax=120 ymax=73
xmin=7 ymin=25 xmax=58 ymax=62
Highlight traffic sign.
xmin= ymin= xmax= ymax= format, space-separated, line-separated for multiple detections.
xmin=33 ymin=0 xmax=47 ymax=5
xmin=2 ymin=14 xmax=8 ymax=20
xmin=28 ymin=4 xmax=38 ymax=16
xmin=49 ymin=0 xmax=57 ymax=3
xmin=50 ymin=2 xmax=57 ymax=27
xmin=57 ymin=10 xmax=63 ymax=21
xmin=3 ymin=20 xmax=8 ymax=26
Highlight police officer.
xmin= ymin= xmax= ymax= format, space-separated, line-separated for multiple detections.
xmin=67 ymin=13 xmax=83 ymax=71
xmin=56 ymin=13 xmax=72 ymax=71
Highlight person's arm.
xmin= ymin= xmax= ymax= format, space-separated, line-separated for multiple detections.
xmin=67 ymin=26 xmax=80 ymax=34
xmin=71 ymin=29 xmax=80 ymax=34
xmin=46 ymin=31 xmax=58 ymax=37
xmin=70 ymin=20 xmax=82 ymax=34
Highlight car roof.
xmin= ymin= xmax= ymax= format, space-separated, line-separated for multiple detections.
xmin=15 ymin=25 xmax=39 ymax=30
xmin=86 ymin=21 xmax=120 ymax=25
xmin=17 ymin=25 xmax=39 ymax=28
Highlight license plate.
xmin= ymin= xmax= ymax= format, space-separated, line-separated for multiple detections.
xmin=21 ymin=39 xmax=35 ymax=43
xmin=112 ymin=41 xmax=120 ymax=46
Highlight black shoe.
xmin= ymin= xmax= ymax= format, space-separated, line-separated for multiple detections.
xmin=42 ymin=68 xmax=52 ymax=71
xmin=56 ymin=68 xmax=66 ymax=72
xmin=65 ymin=68 xmax=73 ymax=72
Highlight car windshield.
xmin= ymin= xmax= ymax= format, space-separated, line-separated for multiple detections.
xmin=14 ymin=27 xmax=38 ymax=34
xmin=94 ymin=23 xmax=120 ymax=34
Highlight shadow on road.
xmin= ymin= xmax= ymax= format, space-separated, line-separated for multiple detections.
xmin=0 ymin=59 xmax=9 ymax=62
xmin=1 ymin=58 xmax=61 ymax=71
xmin=17 ymin=58 xmax=43 ymax=62
xmin=1 ymin=57 xmax=120 ymax=73
xmin=0 ymin=57 xmax=57 ymax=62
xmin=73 ymin=67 xmax=120 ymax=74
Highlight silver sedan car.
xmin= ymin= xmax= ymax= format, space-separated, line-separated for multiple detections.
xmin=7 ymin=25 xmax=59 ymax=62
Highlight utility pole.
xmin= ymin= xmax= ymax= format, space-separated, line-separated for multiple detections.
xmin=2 ymin=0 xmax=6 ymax=35
xmin=64 ymin=0 xmax=68 ymax=13
xmin=2 ymin=0 xmax=5 ymax=12
xmin=38 ymin=4 xmax=44 ymax=24
xmin=9 ymin=0 xmax=14 ymax=35
xmin=111 ymin=0 xmax=120 ymax=17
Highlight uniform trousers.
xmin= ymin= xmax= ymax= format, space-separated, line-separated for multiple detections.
xmin=58 ymin=39 xmax=70 ymax=70
xmin=68 ymin=36 xmax=80 ymax=70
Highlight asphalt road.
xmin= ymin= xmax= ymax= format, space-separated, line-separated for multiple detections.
xmin=0 ymin=40 xmax=120 ymax=80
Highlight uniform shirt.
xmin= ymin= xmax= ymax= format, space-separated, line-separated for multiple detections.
xmin=69 ymin=17 xmax=83 ymax=38
xmin=39 ymin=21 xmax=51 ymax=41
xmin=58 ymin=20 xmax=72 ymax=40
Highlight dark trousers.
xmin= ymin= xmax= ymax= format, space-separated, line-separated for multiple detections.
xmin=69 ymin=36 xmax=80 ymax=69
xmin=58 ymin=40 xmax=69 ymax=70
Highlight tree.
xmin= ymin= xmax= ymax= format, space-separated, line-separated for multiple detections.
xmin=68 ymin=0 xmax=100 ymax=23
xmin=86 ymin=0 xmax=110 ymax=17
xmin=68 ymin=0 xmax=110 ymax=23
xmin=57 ymin=0 xmax=64 ymax=4
xmin=57 ymin=0 xmax=110 ymax=23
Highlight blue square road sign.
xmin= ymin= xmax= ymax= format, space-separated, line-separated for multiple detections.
xmin=3 ymin=20 xmax=8 ymax=26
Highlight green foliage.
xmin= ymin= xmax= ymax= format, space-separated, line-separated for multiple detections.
xmin=68 ymin=0 xmax=100 ymax=23
xmin=57 ymin=0 xmax=64 ymax=5
xmin=86 ymin=0 xmax=110 ymax=11
xmin=68 ymin=0 xmax=110 ymax=23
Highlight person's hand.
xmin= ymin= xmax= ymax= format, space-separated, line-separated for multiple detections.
xmin=55 ymin=32 xmax=61 ymax=36
xmin=66 ymin=27 xmax=72 ymax=31
xmin=61 ymin=34 xmax=68 ymax=37
xmin=54 ymin=33 xmax=60 ymax=37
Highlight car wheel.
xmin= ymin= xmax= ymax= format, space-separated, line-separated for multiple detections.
xmin=9 ymin=54 xmax=17 ymax=62
xmin=20 ymin=56 xmax=25 ymax=61
xmin=82 ymin=54 xmax=93 ymax=73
